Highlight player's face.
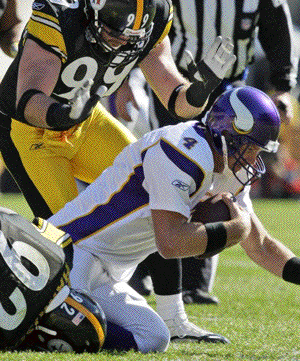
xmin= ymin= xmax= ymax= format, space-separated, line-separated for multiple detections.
xmin=228 ymin=143 xmax=262 ymax=171
xmin=101 ymin=25 xmax=129 ymax=49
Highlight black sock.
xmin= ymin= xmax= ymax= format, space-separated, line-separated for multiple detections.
xmin=145 ymin=252 xmax=182 ymax=295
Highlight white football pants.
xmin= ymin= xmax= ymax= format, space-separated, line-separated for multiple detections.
xmin=70 ymin=245 xmax=170 ymax=353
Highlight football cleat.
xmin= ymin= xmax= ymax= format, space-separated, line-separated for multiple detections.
xmin=165 ymin=314 xmax=229 ymax=343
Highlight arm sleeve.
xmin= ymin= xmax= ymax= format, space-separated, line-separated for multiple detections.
xmin=258 ymin=0 xmax=298 ymax=91
xmin=142 ymin=143 xmax=197 ymax=218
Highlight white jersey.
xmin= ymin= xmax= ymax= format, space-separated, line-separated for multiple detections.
xmin=49 ymin=121 xmax=252 ymax=282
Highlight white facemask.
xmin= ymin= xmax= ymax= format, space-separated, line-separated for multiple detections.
xmin=210 ymin=136 xmax=235 ymax=193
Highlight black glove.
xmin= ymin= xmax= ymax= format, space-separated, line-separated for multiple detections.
xmin=46 ymin=81 xmax=107 ymax=129
xmin=185 ymin=36 xmax=236 ymax=108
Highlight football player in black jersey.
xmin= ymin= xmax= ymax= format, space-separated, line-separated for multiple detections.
xmin=0 ymin=0 xmax=235 ymax=343
xmin=0 ymin=0 xmax=235 ymax=218
xmin=0 ymin=206 xmax=107 ymax=353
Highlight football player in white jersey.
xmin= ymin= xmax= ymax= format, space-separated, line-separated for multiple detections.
xmin=48 ymin=86 xmax=300 ymax=353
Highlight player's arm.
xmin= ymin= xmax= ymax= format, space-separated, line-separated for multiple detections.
xmin=139 ymin=35 xmax=236 ymax=120
xmin=16 ymin=39 xmax=104 ymax=130
xmin=139 ymin=36 xmax=192 ymax=116
xmin=152 ymin=193 xmax=251 ymax=259
xmin=16 ymin=39 xmax=62 ymax=128
xmin=15 ymin=2 xmax=100 ymax=130
xmin=16 ymin=38 xmax=102 ymax=130
xmin=240 ymin=212 xmax=298 ymax=280
xmin=0 ymin=0 xmax=26 ymax=57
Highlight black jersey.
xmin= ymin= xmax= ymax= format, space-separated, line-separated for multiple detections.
xmin=0 ymin=0 xmax=173 ymax=121
xmin=170 ymin=0 xmax=297 ymax=91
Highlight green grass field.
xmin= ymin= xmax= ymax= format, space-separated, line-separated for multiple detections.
xmin=0 ymin=194 xmax=299 ymax=361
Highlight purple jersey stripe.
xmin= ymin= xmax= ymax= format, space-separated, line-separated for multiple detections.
xmin=60 ymin=166 xmax=149 ymax=242
xmin=160 ymin=139 xmax=205 ymax=195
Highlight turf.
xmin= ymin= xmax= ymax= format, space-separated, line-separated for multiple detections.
xmin=0 ymin=195 xmax=299 ymax=360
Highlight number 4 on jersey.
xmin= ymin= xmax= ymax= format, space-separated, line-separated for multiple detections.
xmin=183 ymin=137 xmax=197 ymax=149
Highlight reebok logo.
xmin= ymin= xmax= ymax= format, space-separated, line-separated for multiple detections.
xmin=172 ymin=180 xmax=189 ymax=191
xmin=30 ymin=143 xmax=45 ymax=150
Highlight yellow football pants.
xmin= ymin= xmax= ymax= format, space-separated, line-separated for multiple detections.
xmin=10 ymin=102 xmax=136 ymax=216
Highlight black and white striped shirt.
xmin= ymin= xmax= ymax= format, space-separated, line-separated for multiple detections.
xmin=170 ymin=0 xmax=298 ymax=91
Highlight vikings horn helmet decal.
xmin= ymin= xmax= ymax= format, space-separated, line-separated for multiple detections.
xmin=206 ymin=86 xmax=281 ymax=185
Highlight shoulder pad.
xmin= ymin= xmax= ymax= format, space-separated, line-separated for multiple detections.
xmin=153 ymin=0 xmax=173 ymax=46
xmin=139 ymin=0 xmax=173 ymax=59
xmin=28 ymin=0 xmax=68 ymax=60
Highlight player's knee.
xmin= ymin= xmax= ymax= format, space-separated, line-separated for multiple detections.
xmin=148 ymin=328 xmax=170 ymax=353
xmin=137 ymin=320 xmax=170 ymax=353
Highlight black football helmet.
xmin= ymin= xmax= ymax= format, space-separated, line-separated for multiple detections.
xmin=21 ymin=288 xmax=107 ymax=353
xmin=84 ymin=0 xmax=156 ymax=66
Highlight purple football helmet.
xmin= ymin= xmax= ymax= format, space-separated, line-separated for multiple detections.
xmin=206 ymin=86 xmax=281 ymax=185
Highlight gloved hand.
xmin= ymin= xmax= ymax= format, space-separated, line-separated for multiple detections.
xmin=47 ymin=81 xmax=108 ymax=129
xmin=69 ymin=80 xmax=107 ymax=120
xmin=185 ymin=36 xmax=236 ymax=108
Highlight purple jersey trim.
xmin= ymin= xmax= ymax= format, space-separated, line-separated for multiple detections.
xmin=60 ymin=166 xmax=149 ymax=242
xmin=159 ymin=139 xmax=205 ymax=196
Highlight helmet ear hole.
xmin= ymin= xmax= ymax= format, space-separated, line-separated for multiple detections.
xmin=222 ymin=131 xmax=242 ymax=155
